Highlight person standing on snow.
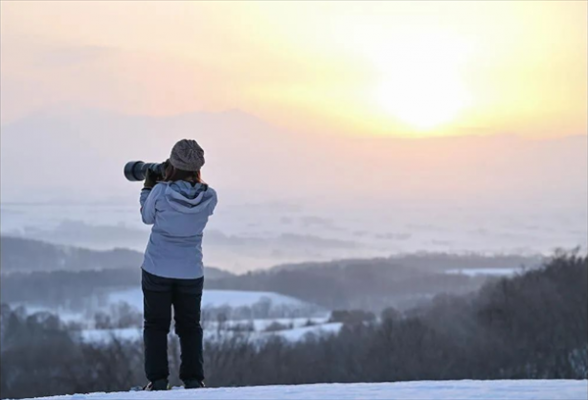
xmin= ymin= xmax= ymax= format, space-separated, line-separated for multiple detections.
xmin=139 ymin=139 xmax=217 ymax=391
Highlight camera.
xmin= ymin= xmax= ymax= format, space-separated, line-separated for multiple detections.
xmin=124 ymin=161 xmax=166 ymax=182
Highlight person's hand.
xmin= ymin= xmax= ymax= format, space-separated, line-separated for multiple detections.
xmin=143 ymin=168 xmax=161 ymax=189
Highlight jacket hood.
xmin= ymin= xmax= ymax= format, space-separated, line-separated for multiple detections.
xmin=164 ymin=181 xmax=214 ymax=214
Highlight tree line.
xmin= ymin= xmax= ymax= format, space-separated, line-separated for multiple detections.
xmin=2 ymin=252 xmax=586 ymax=399
xmin=2 ymin=248 xmax=541 ymax=312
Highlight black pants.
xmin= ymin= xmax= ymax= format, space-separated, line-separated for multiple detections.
xmin=142 ymin=269 xmax=204 ymax=383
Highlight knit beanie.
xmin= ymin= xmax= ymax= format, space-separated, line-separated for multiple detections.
xmin=169 ymin=139 xmax=205 ymax=171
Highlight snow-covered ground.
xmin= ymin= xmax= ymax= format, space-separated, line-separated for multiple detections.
xmin=15 ymin=290 xmax=337 ymax=344
xmin=13 ymin=289 xmax=322 ymax=326
xmin=444 ymin=267 xmax=519 ymax=276
xmin=109 ymin=288 xmax=310 ymax=309
xmin=106 ymin=287 xmax=324 ymax=321
xmin=79 ymin=328 xmax=141 ymax=343
xmin=15 ymin=380 xmax=588 ymax=400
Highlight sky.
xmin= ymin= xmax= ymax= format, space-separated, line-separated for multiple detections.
xmin=0 ymin=1 xmax=586 ymax=267
xmin=1 ymin=1 xmax=586 ymax=138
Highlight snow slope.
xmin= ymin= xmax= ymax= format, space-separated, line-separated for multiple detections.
xmin=444 ymin=268 xmax=519 ymax=276
xmin=108 ymin=288 xmax=310 ymax=309
xmin=17 ymin=380 xmax=587 ymax=400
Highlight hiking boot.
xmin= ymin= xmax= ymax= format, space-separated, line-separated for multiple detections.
xmin=184 ymin=379 xmax=205 ymax=389
xmin=144 ymin=379 xmax=169 ymax=391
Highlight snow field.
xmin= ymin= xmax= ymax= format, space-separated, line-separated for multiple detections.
xmin=15 ymin=380 xmax=588 ymax=400
xmin=108 ymin=288 xmax=312 ymax=310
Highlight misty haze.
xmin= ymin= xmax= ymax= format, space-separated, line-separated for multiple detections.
xmin=1 ymin=109 xmax=586 ymax=271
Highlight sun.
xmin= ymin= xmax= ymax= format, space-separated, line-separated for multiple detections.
xmin=375 ymin=73 xmax=470 ymax=130
xmin=370 ymin=34 xmax=472 ymax=132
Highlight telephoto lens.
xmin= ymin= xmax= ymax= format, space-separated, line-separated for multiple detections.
xmin=124 ymin=161 xmax=165 ymax=182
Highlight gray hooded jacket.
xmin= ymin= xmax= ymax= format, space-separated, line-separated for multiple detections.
xmin=139 ymin=180 xmax=217 ymax=279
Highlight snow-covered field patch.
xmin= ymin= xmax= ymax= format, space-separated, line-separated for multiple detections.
xmin=444 ymin=267 xmax=519 ymax=276
xmin=15 ymin=380 xmax=588 ymax=400
xmin=108 ymin=288 xmax=311 ymax=310
xmin=78 ymin=328 xmax=141 ymax=343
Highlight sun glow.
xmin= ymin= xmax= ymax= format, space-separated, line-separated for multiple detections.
xmin=375 ymin=74 xmax=470 ymax=131
xmin=1 ymin=2 xmax=585 ymax=138
xmin=371 ymin=34 xmax=472 ymax=131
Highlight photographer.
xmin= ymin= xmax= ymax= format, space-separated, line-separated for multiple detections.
xmin=139 ymin=139 xmax=217 ymax=391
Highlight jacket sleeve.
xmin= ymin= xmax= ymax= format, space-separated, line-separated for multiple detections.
xmin=139 ymin=184 xmax=163 ymax=225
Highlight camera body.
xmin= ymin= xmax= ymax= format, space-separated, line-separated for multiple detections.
xmin=124 ymin=161 xmax=166 ymax=182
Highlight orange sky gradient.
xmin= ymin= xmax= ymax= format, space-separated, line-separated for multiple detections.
xmin=1 ymin=1 xmax=586 ymax=138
